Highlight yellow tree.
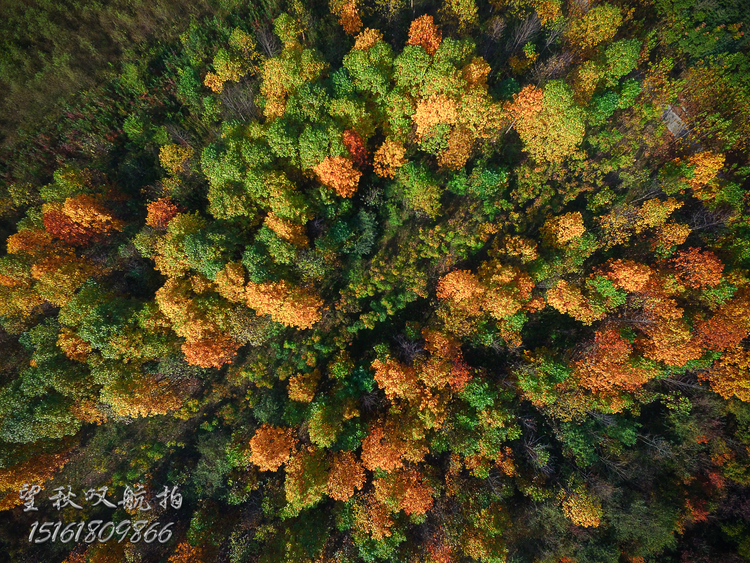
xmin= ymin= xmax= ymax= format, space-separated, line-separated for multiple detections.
xmin=247 ymin=425 xmax=297 ymax=472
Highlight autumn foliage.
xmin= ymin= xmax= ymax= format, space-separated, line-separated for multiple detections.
xmin=245 ymin=280 xmax=323 ymax=329
xmin=247 ymin=425 xmax=297 ymax=472
xmin=407 ymin=15 xmax=443 ymax=55
xmin=313 ymin=156 xmax=362 ymax=197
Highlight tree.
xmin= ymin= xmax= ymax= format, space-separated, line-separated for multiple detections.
xmin=440 ymin=0 xmax=479 ymax=32
xmin=43 ymin=194 xmax=124 ymax=245
xmin=542 ymin=212 xmax=586 ymax=246
xmin=372 ymin=356 xmax=420 ymax=401
xmin=327 ymin=451 xmax=366 ymax=501
xmin=515 ymin=80 xmax=586 ymax=164
xmin=159 ymin=144 xmax=194 ymax=175
xmin=373 ymin=468 xmax=434 ymax=515
xmin=99 ymin=371 xmax=184 ymax=417
xmin=245 ymin=280 xmax=323 ymax=329
xmin=670 ymin=248 xmax=724 ymax=289
xmin=407 ymin=15 xmax=443 ymax=56
xmin=700 ymin=349 xmax=750 ymax=402
xmin=560 ymin=485 xmax=603 ymax=528
xmin=313 ymin=156 xmax=362 ymax=197
xmin=181 ymin=332 xmax=241 ymax=369
xmin=373 ymin=139 xmax=407 ymax=178
xmin=284 ymin=445 xmax=329 ymax=512
xmin=247 ymin=425 xmax=297 ymax=472
xmin=574 ymin=327 xmax=657 ymax=394
xmin=146 ymin=197 xmax=180 ymax=229
xmin=565 ymin=3 xmax=623 ymax=52
xmin=343 ymin=129 xmax=369 ymax=167
xmin=330 ymin=0 xmax=363 ymax=35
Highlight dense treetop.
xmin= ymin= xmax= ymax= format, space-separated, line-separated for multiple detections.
xmin=1 ymin=0 xmax=750 ymax=562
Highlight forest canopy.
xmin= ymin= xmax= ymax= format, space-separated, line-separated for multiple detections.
xmin=1 ymin=0 xmax=750 ymax=562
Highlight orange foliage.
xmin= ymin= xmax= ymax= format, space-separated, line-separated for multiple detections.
xmin=508 ymin=85 xmax=544 ymax=121
xmin=360 ymin=418 xmax=426 ymax=472
xmin=413 ymin=95 xmax=458 ymax=140
xmin=331 ymin=0 xmax=363 ymax=34
xmin=101 ymin=375 xmax=184 ymax=417
xmin=354 ymin=28 xmax=383 ymax=50
xmin=642 ymin=319 xmax=702 ymax=367
xmin=155 ymin=278 xmax=215 ymax=341
xmin=248 ymin=425 xmax=297 ymax=472
xmin=353 ymin=493 xmax=394 ymax=540
xmin=146 ymin=197 xmax=180 ymax=229
xmin=533 ymin=0 xmax=562 ymax=24
xmin=7 ymin=228 xmax=51 ymax=255
xmin=168 ymin=541 xmax=206 ymax=563
xmin=264 ymin=211 xmax=309 ymax=247
xmin=214 ymin=262 xmax=246 ymax=303
xmin=670 ymin=248 xmax=724 ymax=288
xmin=71 ymin=399 xmax=107 ymax=425
xmin=407 ymin=15 xmax=443 ymax=56
xmin=463 ymin=57 xmax=491 ymax=87
xmin=373 ymin=139 xmax=407 ymax=178
xmin=575 ymin=327 xmax=656 ymax=393
xmin=204 ymin=72 xmax=224 ymax=93
xmin=245 ymin=280 xmax=323 ymax=329
xmin=343 ymin=129 xmax=369 ymax=167
xmin=313 ymin=156 xmax=362 ymax=197
xmin=31 ymin=250 xmax=106 ymax=307
xmin=656 ymin=222 xmax=691 ymax=249
xmin=700 ymin=349 xmax=750 ymax=402
xmin=372 ymin=356 xmax=420 ymax=401
xmin=439 ymin=126 xmax=474 ymax=170
xmin=542 ymin=212 xmax=586 ymax=246
xmin=546 ymin=280 xmax=604 ymax=325
xmin=560 ymin=486 xmax=603 ymax=528
xmin=605 ymin=259 xmax=652 ymax=292
xmin=57 ymin=327 xmax=91 ymax=362
xmin=0 ymin=449 xmax=71 ymax=511
xmin=436 ymin=269 xmax=484 ymax=313
xmin=637 ymin=197 xmax=683 ymax=230
xmin=60 ymin=550 xmax=87 ymax=563
xmin=373 ymin=469 xmax=434 ymax=516
xmin=181 ymin=333 xmax=241 ymax=369
xmin=327 ymin=451 xmax=366 ymax=501
xmin=695 ymin=313 xmax=746 ymax=352
xmin=43 ymin=195 xmax=124 ymax=245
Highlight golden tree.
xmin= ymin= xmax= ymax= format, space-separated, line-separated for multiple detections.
xmin=412 ymin=94 xmax=458 ymax=140
xmin=181 ymin=333 xmax=241 ymax=369
xmin=264 ymin=212 xmax=309 ymax=247
xmin=560 ymin=485 xmax=603 ymax=528
xmin=247 ymin=425 xmax=297 ymax=472
xmin=373 ymin=139 xmax=407 ymax=178
xmin=542 ymin=212 xmax=586 ymax=246
xmin=670 ymin=247 xmax=724 ymax=289
xmin=700 ymin=348 xmax=750 ymax=402
xmin=372 ymin=356 xmax=420 ymax=401
xmin=407 ymin=15 xmax=443 ymax=55
xmin=327 ymin=451 xmax=367 ymax=501
xmin=159 ymin=144 xmax=194 ymax=175
xmin=245 ymin=280 xmax=323 ymax=329
xmin=330 ymin=0 xmax=363 ymax=34
xmin=354 ymin=28 xmax=384 ymax=51
xmin=373 ymin=468 xmax=434 ymax=515
xmin=313 ymin=156 xmax=362 ymax=197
